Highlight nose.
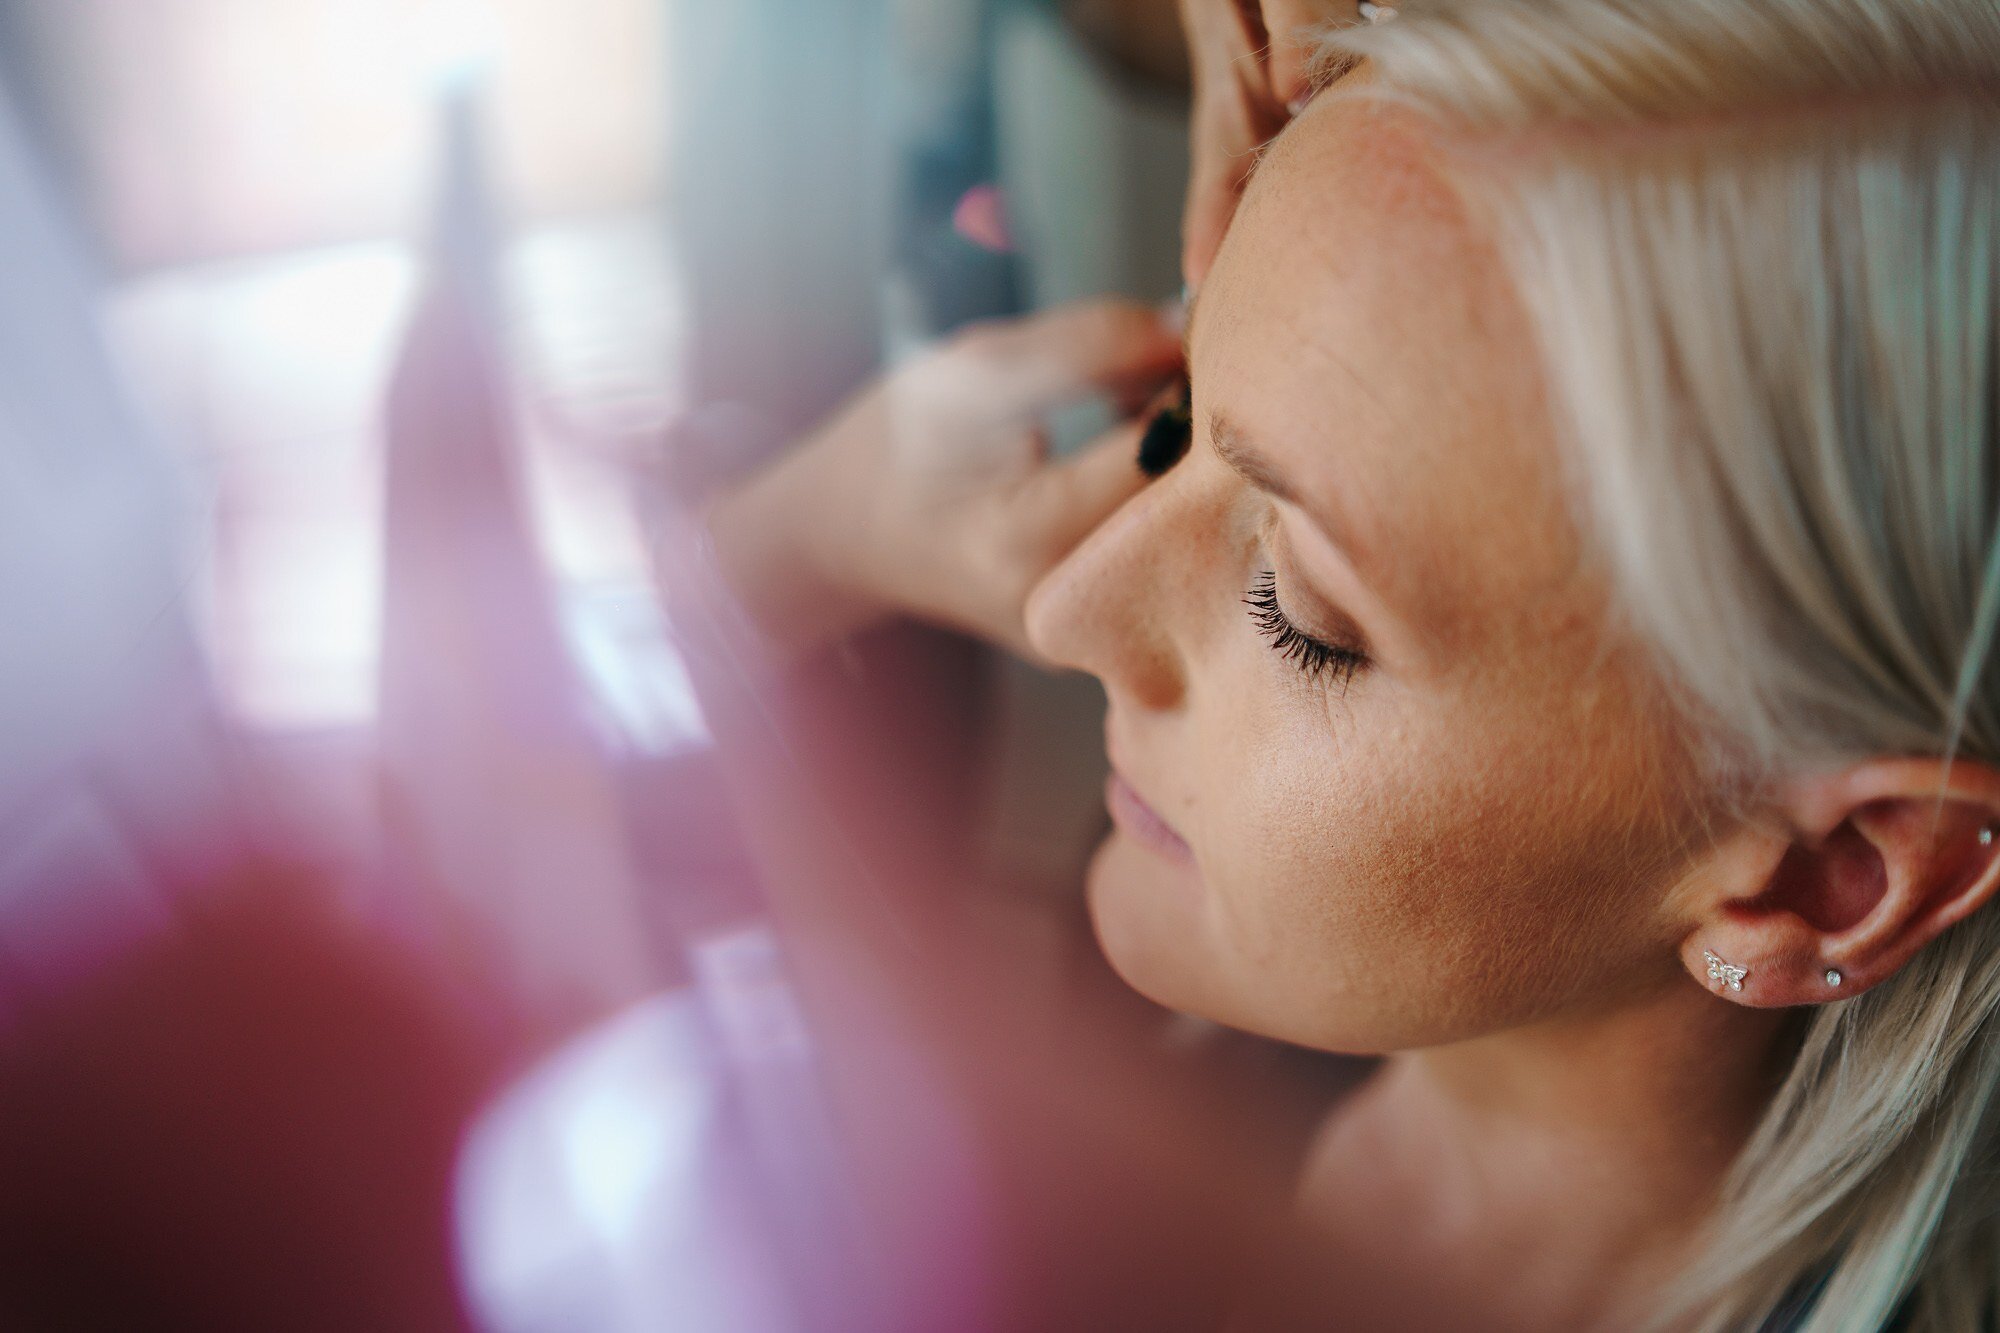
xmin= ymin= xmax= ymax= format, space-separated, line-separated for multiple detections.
xmin=1025 ymin=451 xmax=1230 ymax=713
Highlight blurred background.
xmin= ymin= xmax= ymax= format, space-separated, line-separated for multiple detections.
xmin=0 ymin=1 xmax=1206 ymax=1328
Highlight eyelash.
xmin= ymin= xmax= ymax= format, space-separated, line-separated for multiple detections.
xmin=1244 ymin=570 xmax=1367 ymax=690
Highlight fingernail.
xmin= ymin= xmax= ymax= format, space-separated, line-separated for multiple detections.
xmin=1158 ymin=293 xmax=1189 ymax=335
xmin=1287 ymin=91 xmax=1312 ymax=117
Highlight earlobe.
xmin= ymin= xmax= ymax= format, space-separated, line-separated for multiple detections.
xmin=1683 ymin=758 xmax=2000 ymax=1008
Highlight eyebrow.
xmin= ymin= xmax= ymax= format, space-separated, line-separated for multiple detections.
xmin=1209 ymin=412 xmax=1304 ymax=506
xmin=1209 ymin=409 xmax=1380 ymax=596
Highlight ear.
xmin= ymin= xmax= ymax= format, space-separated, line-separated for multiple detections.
xmin=1679 ymin=756 xmax=2000 ymax=1007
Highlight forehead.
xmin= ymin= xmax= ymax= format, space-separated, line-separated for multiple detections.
xmin=1196 ymin=93 xmax=1591 ymax=659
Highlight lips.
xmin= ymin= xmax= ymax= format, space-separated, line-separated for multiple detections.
xmin=1106 ymin=770 xmax=1195 ymax=866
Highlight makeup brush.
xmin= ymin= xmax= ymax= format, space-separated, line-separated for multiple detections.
xmin=1137 ymin=377 xmax=1192 ymax=479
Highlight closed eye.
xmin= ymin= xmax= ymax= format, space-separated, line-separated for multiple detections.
xmin=1245 ymin=570 xmax=1368 ymax=691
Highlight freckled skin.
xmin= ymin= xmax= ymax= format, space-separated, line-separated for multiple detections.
xmin=1026 ymin=90 xmax=1710 ymax=1057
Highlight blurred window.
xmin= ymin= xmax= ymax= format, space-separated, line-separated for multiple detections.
xmin=17 ymin=0 xmax=684 ymax=733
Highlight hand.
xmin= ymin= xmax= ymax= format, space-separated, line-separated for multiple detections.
xmin=704 ymin=299 xmax=1184 ymax=663
xmin=1180 ymin=0 xmax=1357 ymax=290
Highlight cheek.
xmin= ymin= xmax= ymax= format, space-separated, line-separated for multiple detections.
xmin=1091 ymin=659 xmax=1692 ymax=1054
xmin=1203 ymin=710 xmax=1548 ymax=1050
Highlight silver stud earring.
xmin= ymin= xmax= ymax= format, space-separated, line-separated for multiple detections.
xmin=1357 ymin=1 xmax=1398 ymax=22
xmin=1825 ymin=968 xmax=1843 ymax=987
xmin=1704 ymin=949 xmax=1748 ymax=991
xmin=1980 ymin=824 xmax=1994 ymax=848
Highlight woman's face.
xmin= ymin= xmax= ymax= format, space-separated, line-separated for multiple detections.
xmin=1025 ymin=92 xmax=1715 ymax=1054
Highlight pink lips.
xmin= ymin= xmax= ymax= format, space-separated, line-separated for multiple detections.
xmin=1106 ymin=771 xmax=1195 ymax=866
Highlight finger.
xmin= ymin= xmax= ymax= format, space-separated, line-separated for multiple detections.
xmin=1180 ymin=0 xmax=1272 ymax=287
xmin=948 ymin=299 xmax=1185 ymax=421
xmin=1021 ymin=418 xmax=1153 ymax=569
xmin=1183 ymin=100 xmax=1285 ymax=289
xmin=1180 ymin=4 xmax=1288 ymax=288
xmin=1262 ymin=0 xmax=1349 ymax=109
xmin=1180 ymin=0 xmax=1267 ymax=87
xmin=972 ymin=420 xmax=1153 ymax=660
xmin=1183 ymin=132 xmax=1250 ymax=291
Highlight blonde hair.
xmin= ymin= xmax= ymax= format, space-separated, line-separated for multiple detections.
xmin=1318 ymin=3 xmax=2000 ymax=1330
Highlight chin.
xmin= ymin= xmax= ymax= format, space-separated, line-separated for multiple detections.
xmin=1082 ymin=829 xmax=1225 ymax=1022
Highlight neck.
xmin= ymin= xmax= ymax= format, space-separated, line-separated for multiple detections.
xmin=1296 ymin=980 xmax=1798 ymax=1329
